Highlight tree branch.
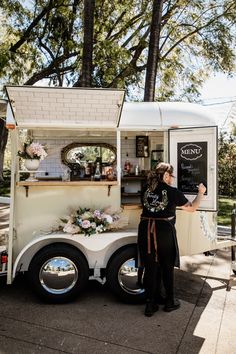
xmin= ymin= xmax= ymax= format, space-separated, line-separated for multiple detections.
xmin=10 ymin=0 xmax=55 ymax=53
xmin=107 ymin=28 xmax=149 ymax=88
xmin=24 ymin=52 xmax=78 ymax=85
xmin=162 ymin=3 xmax=236 ymax=59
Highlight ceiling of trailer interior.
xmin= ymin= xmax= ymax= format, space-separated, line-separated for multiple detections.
xmin=5 ymin=86 xmax=125 ymax=129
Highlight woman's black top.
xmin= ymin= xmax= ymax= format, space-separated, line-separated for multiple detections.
xmin=139 ymin=182 xmax=189 ymax=267
xmin=141 ymin=182 xmax=188 ymax=219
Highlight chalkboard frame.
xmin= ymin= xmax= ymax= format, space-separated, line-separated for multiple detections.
xmin=136 ymin=135 xmax=149 ymax=157
xmin=168 ymin=126 xmax=218 ymax=212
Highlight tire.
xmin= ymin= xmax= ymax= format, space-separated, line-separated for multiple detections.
xmin=28 ymin=244 xmax=89 ymax=303
xmin=106 ymin=245 xmax=146 ymax=303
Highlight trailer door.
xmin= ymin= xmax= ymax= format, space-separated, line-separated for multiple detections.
xmin=168 ymin=126 xmax=218 ymax=211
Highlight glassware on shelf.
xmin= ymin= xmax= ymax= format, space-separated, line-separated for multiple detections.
xmin=94 ymin=162 xmax=101 ymax=181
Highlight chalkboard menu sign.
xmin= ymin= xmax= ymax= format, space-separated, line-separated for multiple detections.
xmin=177 ymin=141 xmax=207 ymax=194
xmin=136 ymin=136 xmax=149 ymax=157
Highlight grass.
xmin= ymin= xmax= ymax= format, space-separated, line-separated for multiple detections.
xmin=218 ymin=197 xmax=236 ymax=226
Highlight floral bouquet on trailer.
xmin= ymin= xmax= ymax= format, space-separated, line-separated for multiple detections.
xmin=60 ymin=207 xmax=128 ymax=236
xmin=18 ymin=139 xmax=47 ymax=160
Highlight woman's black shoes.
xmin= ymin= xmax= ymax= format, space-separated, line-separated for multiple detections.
xmin=145 ymin=298 xmax=180 ymax=316
xmin=164 ymin=298 xmax=180 ymax=312
xmin=144 ymin=301 xmax=159 ymax=317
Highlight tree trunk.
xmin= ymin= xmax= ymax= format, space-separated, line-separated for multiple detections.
xmin=74 ymin=0 xmax=95 ymax=87
xmin=144 ymin=0 xmax=164 ymax=102
xmin=0 ymin=119 xmax=8 ymax=181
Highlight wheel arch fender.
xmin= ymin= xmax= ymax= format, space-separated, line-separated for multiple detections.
xmin=13 ymin=236 xmax=89 ymax=278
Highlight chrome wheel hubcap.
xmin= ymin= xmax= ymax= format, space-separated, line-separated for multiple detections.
xmin=39 ymin=257 xmax=78 ymax=294
xmin=118 ymin=258 xmax=145 ymax=295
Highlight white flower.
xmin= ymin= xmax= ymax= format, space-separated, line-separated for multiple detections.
xmin=91 ymin=222 xmax=97 ymax=229
xmin=63 ymin=223 xmax=81 ymax=234
xmin=81 ymin=212 xmax=93 ymax=220
xmin=102 ymin=214 xmax=113 ymax=224
xmin=96 ymin=225 xmax=104 ymax=233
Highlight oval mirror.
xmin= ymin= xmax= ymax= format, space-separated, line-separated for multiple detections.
xmin=61 ymin=142 xmax=116 ymax=167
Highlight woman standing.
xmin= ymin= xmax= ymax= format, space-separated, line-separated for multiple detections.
xmin=138 ymin=162 xmax=206 ymax=317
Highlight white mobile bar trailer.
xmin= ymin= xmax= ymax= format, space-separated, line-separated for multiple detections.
xmin=1 ymin=85 xmax=234 ymax=303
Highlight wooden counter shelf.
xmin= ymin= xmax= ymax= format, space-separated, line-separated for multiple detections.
xmin=17 ymin=180 xmax=118 ymax=197
xmin=17 ymin=180 xmax=118 ymax=186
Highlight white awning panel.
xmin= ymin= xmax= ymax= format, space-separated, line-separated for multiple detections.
xmin=119 ymin=102 xmax=216 ymax=130
xmin=5 ymin=86 xmax=125 ymax=129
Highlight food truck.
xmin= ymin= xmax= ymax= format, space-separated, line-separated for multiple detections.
xmin=0 ymin=85 xmax=234 ymax=303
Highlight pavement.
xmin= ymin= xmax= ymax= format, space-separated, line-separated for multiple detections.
xmin=1 ymin=203 xmax=236 ymax=354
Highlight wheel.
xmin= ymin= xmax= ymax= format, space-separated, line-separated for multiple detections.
xmin=106 ymin=245 xmax=146 ymax=303
xmin=28 ymin=244 xmax=89 ymax=303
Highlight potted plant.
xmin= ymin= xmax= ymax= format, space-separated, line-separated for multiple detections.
xmin=18 ymin=139 xmax=47 ymax=180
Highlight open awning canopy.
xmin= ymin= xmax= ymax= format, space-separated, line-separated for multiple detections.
xmin=5 ymin=86 xmax=216 ymax=131
xmin=5 ymin=85 xmax=125 ymax=129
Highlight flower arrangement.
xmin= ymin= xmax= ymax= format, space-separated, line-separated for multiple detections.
xmin=18 ymin=139 xmax=47 ymax=160
xmin=60 ymin=207 xmax=128 ymax=236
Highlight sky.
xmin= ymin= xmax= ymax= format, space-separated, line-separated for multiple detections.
xmin=200 ymin=73 xmax=236 ymax=100
xmin=199 ymin=73 xmax=236 ymax=132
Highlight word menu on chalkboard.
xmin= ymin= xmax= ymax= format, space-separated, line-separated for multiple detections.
xmin=177 ymin=141 xmax=207 ymax=194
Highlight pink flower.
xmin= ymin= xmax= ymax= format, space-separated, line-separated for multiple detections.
xmin=81 ymin=220 xmax=91 ymax=229
xmin=93 ymin=210 xmax=101 ymax=218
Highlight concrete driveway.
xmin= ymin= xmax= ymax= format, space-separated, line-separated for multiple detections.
xmin=0 ymin=248 xmax=236 ymax=354
xmin=1 ymin=203 xmax=236 ymax=353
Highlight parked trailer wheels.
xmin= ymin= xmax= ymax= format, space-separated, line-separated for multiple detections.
xmin=106 ymin=245 xmax=145 ymax=303
xmin=28 ymin=244 xmax=89 ymax=303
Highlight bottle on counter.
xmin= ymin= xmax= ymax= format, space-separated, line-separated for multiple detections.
xmin=135 ymin=165 xmax=140 ymax=176
xmin=62 ymin=168 xmax=70 ymax=181
xmin=94 ymin=162 xmax=101 ymax=181
xmin=84 ymin=161 xmax=91 ymax=177
xmin=124 ymin=159 xmax=131 ymax=175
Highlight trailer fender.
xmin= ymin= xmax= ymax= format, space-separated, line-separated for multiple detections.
xmin=13 ymin=235 xmax=89 ymax=278
xmin=13 ymin=231 xmax=138 ymax=278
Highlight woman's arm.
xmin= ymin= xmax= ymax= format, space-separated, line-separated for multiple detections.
xmin=181 ymin=183 xmax=206 ymax=212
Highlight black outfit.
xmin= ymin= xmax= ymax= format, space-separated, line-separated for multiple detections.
xmin=137 ymin=182 xmax=188 ymax=304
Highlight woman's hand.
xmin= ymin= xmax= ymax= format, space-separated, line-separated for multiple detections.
xmin=182 ymin=183 xmax=207 ymax=212
xmin=198 ymin=183 xmax=206 ymax=195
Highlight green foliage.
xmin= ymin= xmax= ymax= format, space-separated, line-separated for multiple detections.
xmin=0 ymin=169 xmax=10 ymax=196
xmin=218 ymin=132 xmax=236 ymax=197
xmin=0 ymin=0 xmax=235 ymax=99
xmin=218 ymin=197 xmax=236 ymax=226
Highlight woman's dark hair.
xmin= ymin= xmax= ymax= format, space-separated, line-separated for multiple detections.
xmin=147 ymin=162 xmax=174 ymax=191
